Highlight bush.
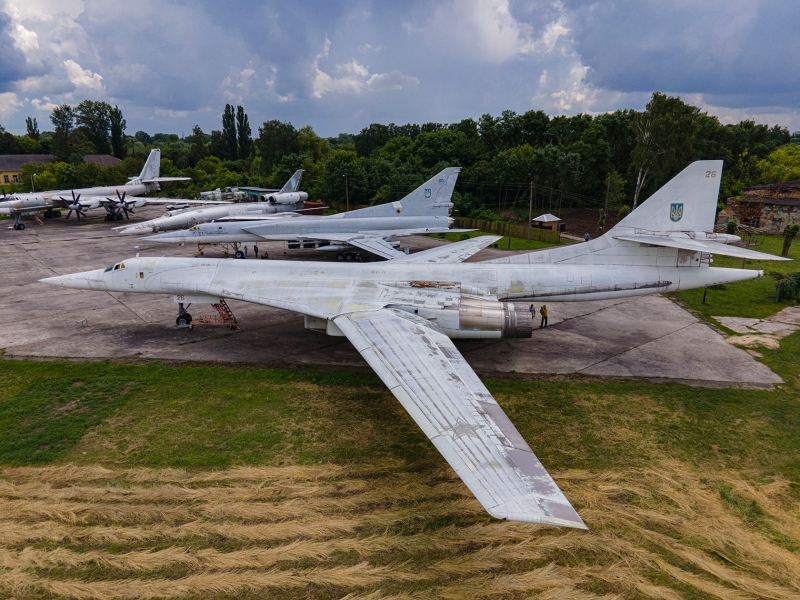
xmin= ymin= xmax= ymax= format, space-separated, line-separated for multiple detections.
xmin=767 ymin=271 xmax=800 ymax=302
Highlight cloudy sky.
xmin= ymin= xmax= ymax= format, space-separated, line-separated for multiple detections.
xmin=1 ymin=0 xmax=799 ymax=137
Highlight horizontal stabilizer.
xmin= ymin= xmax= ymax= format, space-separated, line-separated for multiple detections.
xmin=614 ymin=234 xmax=790 ymax=261
xmin=398 ymin=235 xmax=501 ymax=264
xmin=297 ymin=233 xmax=405 ymax=259
xmin=142 ymin=177 xmax=191 ymax=183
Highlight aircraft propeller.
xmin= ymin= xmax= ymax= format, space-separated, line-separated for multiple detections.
xmin=106 ymin=190 xmax=135 ymax=220
xmin=63 ymin=191 xmax=88 ymax=221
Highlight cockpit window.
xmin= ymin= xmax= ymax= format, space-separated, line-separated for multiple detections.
xmin=190 ymin=226 xmax=196 ymax=231
xmin=104 ymin=266 xmax=113 ymax=272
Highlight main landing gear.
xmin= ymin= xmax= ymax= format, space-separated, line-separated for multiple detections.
xmin=176 ymin=303 xmax=193 ymax=328
xmin=12 ymin=214 xmax=25 ymax=230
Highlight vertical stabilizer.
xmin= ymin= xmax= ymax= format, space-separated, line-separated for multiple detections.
xmin=615 ymin=160 xmax=723 ymax=232
xmin=400 ymin=167 xmax=460 ymax=216
xmin=139 ymin=149 xmax=161 ymax=181
xmin=343 ymin=167 xmax=460 ymax=219
xmin=280 ymin=170 xmax=304 ymax=193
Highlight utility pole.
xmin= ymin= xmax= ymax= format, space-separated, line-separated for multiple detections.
xmin=527 ymin=180 xmax=533 ymax=242
xmin=343 ymin=170 xmax=349 ymax=212
xmin=31 ymin=173 xmax=36 ymax=193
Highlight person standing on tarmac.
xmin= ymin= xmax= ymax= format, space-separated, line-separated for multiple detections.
xmin=254 ymin=243 xmax=259 ymax=258
xmin=540 ymin=305 xmax=548 ymax=328
xmin=529 ymin=304 xmax=536 ymax=320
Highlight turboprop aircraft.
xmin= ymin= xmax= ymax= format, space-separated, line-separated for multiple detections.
xmin=140 ymin=167 xmax=468 ymax=260
xmin=41 ymin=161 xmax=789 ymax=528
xmin=0 ymin=149 xmax=202 ymax=229
xmin=115 ymin=170 xmax=309 ymax=236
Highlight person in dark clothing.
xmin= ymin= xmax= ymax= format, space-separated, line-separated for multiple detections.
xmin=540 ymin=305 xmax=548 ymax=328
xmin=253 ymin=243 xmax=259 ymax=258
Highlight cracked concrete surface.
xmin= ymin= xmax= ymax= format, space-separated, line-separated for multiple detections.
xmin=0 ymin=206 xmax=782 ymax=387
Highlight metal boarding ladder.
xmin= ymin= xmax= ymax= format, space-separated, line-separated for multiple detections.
xmin=190 ymin=298 xmax=241 ymax=330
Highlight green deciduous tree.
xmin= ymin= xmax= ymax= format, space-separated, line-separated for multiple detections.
xmin=630 ymin=93 xmax=697 ymax=207
xmin=222 ymin=104 xmax=237 ymax=160
xmin=236 ymin=105 xmax=252 ymax=159
xmin=50 ymin=104 xmax=75 ymax=161
xmin=25 ymin=117 xmax=39 ymax=140
xmin=188 ymin=125 xmax=208 ymax=166
xmin=255 ymin=120 xmax=298 ymax=174
xmin=75 ymin=100 xmax=112 ymax=154
xmin=109 ymin=105 xmax=126 ymax=159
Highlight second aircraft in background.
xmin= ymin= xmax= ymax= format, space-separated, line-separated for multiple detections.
xmin=140 ymin=168 xmax=469 ymax=260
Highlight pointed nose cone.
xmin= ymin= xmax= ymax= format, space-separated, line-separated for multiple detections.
xmin=118 ymin=225 xmax=153 ymax=235
xmin=141 ymin=231 xmax=184 ymax=242
xmin=40 ymin=269 xmax=106 ymax=290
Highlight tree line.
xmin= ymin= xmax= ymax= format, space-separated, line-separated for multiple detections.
xmin=2 ymin=94 xmax=798 ymax=221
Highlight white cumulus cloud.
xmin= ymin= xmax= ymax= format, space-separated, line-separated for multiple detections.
xmin=63 ymin=59 xmax=104 ymax=93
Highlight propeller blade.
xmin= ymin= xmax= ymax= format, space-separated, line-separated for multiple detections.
xmin=66 ymin=209 xmax=73 ymax=220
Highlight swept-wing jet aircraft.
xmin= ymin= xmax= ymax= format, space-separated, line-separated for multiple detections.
xmin=140 ymin=168 xmax=468 ymax=260
xmin=115 ymin=170 xmax=309 ymax=236
xmin=0 ymin=149 xmax=199 ymax=229
xmin=41 ymin=161 xmax=789 ymax=528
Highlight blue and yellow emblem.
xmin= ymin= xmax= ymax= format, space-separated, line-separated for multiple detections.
xmin=670 ymin=203 xmax=684 ymax=222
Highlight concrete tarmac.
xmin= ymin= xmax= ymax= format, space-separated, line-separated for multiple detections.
xmin=0 ymin=206 xmax=781 ymax=387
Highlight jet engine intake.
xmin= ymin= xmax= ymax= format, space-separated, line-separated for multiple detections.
xmin=266 ymin=192 xmax=309 ymax=205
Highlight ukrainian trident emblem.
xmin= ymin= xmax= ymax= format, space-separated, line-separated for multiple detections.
xmin=670 ymin=203 xmax=684 ymax=222
xmin=425 ymin=189 xmax=431 ymax=198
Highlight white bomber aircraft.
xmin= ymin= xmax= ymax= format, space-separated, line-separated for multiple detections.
xmin=0 ymin=149 xmax=198 ymax=229
xmin=140 ymin=168 xmax=469 ymax=260
xmin=115 ymin=170 xmax=309 ymax=236
xmin=41 ymin=161 xmax=789 ymax=528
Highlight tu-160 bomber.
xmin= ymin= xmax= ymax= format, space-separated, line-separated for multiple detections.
xmin=41 ymin=161 xmax=790 ymax=528
xmin=0 ymin=150 xmax=226 ymax=229
xmin=115 ymin=169 xmax=311 ymax=236
xmin=140 ymin=168 xmax=469 ymax=260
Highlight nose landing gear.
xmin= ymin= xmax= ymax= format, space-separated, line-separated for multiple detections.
xmin=176 ymin=303 xmax=193 ymax=328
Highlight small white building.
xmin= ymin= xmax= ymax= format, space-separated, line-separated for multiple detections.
xmin=531 ymin=213 xmax=562 ymax=231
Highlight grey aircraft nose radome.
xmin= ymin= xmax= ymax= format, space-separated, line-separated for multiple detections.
xmin=141 ymin=167 xmax=471 ymax=259
xmin=40 ymin=161 xmax=791 ymax=527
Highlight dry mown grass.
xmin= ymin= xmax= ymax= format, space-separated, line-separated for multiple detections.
xmin=1 ymin=461 xmax=799 ymax=599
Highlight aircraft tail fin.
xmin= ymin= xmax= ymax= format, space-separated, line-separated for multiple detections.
xmin=279 ymin=170 xmax=304 ymax=193
xmin=343 ymin=167 xmax=460 ymax=219
xmin=139 ymin=149 xmax=161 ymax=181
xmin=615 ymin=160 xmax=723 ymax=233
xmin=481 ymin=160 xmax=789 ymax=266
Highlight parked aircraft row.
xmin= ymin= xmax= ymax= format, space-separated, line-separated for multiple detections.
xmin=139 ymin=168 xmax=469 ymax=260
xmin=42 ymin=160 xmax=790 ymax=529
xmin=114 ymin=169 xmax=312 ymax=236
xmin=0 ymin=150 xmax=241 ymax=229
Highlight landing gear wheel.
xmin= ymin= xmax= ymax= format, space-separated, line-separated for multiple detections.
xmin=337 ymin=253 xmax=344 ymax=261
xmin=234 ymin=250 xmax=245 ymax=259
xmin=345 ymin=252 xmax=353 ymax=261
xmin=176 ymin=313 xmax=193 ymax=327
xmin=15 ymin=223 xmax=25 ymax=231
xmin=115 ymin=213 xmax=124 ymax=221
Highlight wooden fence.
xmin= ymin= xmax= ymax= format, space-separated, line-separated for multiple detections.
xmin=454 ymin=218 xmax=561 ymax=244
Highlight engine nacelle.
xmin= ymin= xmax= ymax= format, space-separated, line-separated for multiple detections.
xmin=266 ymin=191 xmax=309 ymax=205
xmin=397 ymin=297 xmax=533 ymax=339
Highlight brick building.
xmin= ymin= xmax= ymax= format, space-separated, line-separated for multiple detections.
xmin=0 ymin=154 xmax=121 ymax=186
xmin=723 ymin=180 xmax=800 ymax=232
